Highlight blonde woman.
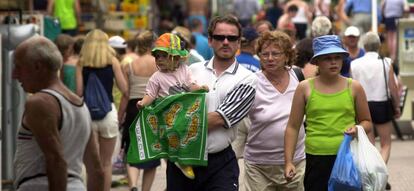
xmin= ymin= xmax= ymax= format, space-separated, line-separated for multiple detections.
xmin=76 ymin=29 xmax=128 ymax=191
xmin=118 ymin=30 xmax=160 ymax=191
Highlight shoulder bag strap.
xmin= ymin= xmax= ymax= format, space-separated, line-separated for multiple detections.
xmin=380 ymin=57 xmax=390 ymax=99
xmin=292 ymin=67 xmax=305 ymax=82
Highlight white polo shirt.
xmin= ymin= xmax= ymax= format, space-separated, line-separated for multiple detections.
xmin=190 ymin=58 xmax=257 ymax=153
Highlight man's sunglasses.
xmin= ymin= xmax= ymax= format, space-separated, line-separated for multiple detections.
xmin=211 ymin=35 xmax=240 ymax=42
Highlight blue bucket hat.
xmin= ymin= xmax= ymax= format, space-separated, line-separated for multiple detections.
xmin=311 ymin=35 xmax=349 ymax=64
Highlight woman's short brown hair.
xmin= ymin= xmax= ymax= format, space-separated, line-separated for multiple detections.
xmin=256 ymin=31 xmax=296 ymax=68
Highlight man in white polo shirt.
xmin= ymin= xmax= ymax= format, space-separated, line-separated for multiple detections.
xmin=166 ymin=15 xmax=257 ymax=191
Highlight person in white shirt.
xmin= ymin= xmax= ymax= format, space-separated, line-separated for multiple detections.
xmin=166 ymin=15 xmax=257 ymax=191
xmin=351 ymin=32 xmax=400 ymax=171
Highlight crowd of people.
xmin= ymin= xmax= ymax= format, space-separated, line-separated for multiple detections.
xmin=11 ymin=0 xmax=408 ymax=190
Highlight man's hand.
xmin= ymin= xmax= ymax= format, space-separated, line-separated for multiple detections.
xmin=394 ymin=107 xmax=401 ymax=119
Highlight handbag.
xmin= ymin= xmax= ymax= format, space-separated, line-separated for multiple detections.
xmin=380 ymin=57 xmax=395 ymax=116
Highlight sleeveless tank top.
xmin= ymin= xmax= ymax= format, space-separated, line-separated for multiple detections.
xmin=14 ymin=89 xmax=91 ymax=187
xmin=53 ymin=0 xmax=77 ymax=30
xmin=128 ymin=63 xmax=150 ymax=99
xmin=305 ymin=78 xmax=356 ymax=155
xmin=63 ymin=64 xmax=76 ymax=93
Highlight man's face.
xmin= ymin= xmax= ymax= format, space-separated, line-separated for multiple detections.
xmin=256 ymin=24 xmax=271 ymax=35
xmin=209 ymin=23 xmax=240 ymax=60
xmin=12 ymin=49 xmax=38 ymax=93
xmin=345 ymin=35 xmax=359 ymax=48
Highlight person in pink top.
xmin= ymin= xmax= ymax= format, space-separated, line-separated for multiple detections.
xmin=243 ymin=31 xmax=306 ymax=191
xmin=136 ymin=33 xmax=208 ymax=180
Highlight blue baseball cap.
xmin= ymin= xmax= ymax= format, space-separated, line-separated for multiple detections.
xmin=242 ymin=27 xmax=259 ymax=42
xmin=311 ymin=35 xmax=349 ymax=64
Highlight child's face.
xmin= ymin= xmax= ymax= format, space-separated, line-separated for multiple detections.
xmin=153 ymin=51 xmax=181 ymax=72
xmin=316 ymin=53 xmax=344 ymax=75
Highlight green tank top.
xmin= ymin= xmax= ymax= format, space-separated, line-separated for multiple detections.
xmin=53 ymin=0 xmax=77 ymax=30
xmin=63 ymin=64 xmax=76 ymax=93
xmin=305 ymin=78 xmax=355 ymax=155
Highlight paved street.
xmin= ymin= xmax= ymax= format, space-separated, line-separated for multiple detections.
xmin=111 ymin=138 xmax=414 ymax=191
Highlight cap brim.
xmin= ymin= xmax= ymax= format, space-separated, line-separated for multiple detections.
xmin=310 ymin=47 xmax=349 ymax=64
xmin=110 ymin=44 xmax=127 ymax=49
xmin=345 ymin=33 xmax=359 ymax=37
xmin=152 ymin=47 xmax=189 ymax=57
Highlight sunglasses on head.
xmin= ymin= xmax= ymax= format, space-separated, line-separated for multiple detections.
xmin=211 ymin=35 xmax=240 ymax=42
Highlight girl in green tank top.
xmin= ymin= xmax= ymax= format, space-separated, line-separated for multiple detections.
xmin=55 ymin=34 xmax=78 ymax=92
xmin=284 ymin=35 xmax=372 ymax=191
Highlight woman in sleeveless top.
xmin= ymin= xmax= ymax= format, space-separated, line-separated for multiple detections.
xmin=284 ymin=35 xmax=372 ymax=191
xmin=76 ymin=29 xmax=128 ymax=191
xmin=118 ymin=30 xmax=160 ymax=191
xmin=55 ymin=34 xmax=76 ymax=92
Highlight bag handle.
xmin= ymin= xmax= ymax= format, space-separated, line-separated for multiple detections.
xmin=380 ymin=57 xmax=390 ymax=99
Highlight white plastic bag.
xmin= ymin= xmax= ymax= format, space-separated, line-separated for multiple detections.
xmin=350 ymin=125 xmax=388 ymax=191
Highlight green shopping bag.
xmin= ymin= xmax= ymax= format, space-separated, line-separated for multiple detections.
xmin=127 ymin=91 xmax=208 ymax=166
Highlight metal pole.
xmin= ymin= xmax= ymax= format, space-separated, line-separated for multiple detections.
xmin=372 ymin=0 xmax=378 ymax=33
xmin=212 ymin=0 xmax=217 ymax=16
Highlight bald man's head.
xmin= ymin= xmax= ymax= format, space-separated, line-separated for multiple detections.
xmin=15 ymin=36 xmax=63 ymax=72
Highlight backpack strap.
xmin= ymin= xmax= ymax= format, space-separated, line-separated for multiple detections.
xmin=292 ymin=67 xmax=305 ymax=82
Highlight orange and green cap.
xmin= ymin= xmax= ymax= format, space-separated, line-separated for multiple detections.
xmin=152 ymin=33 xmax=189 ymax=57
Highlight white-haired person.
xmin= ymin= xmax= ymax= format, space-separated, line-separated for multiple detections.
xmin=350 ymin=32 xmax=401 ymax=190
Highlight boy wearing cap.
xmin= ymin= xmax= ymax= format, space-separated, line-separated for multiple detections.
xmin=237 ymin=27 xmax=260 ymax=73
xmin=341 ymin=26 xmax=365 ymax=77
xmin=136 ymin=33 xmax=208 ymax=180
xmin=284 ymin=35 xmax=372 ymax=191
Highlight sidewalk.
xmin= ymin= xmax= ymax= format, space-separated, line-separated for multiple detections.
xmin=111 ymin=139 xmax=414 ymax=191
